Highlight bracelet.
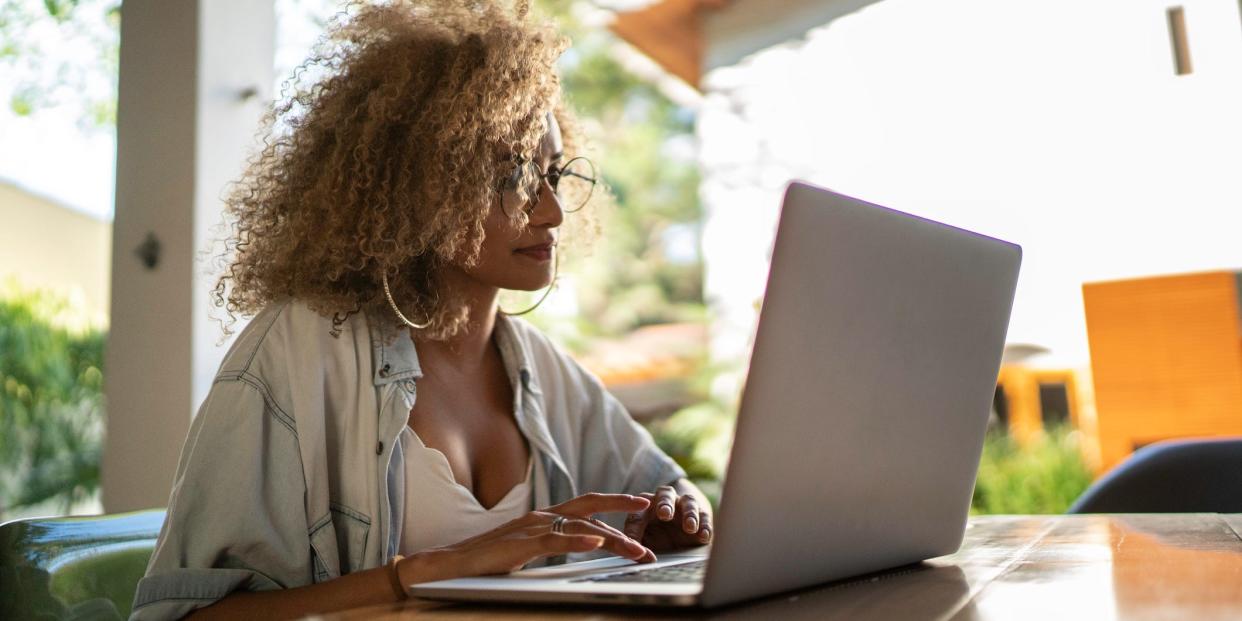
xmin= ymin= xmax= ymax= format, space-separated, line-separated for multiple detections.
xmin=387 ymin=554 xmax=409 ymax=601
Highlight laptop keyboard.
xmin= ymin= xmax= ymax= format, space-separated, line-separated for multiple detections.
xmin=572 ymin=559 xmax=707 ymax=584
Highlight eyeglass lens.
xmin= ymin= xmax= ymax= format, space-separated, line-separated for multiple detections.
xmin=503 ymin=157 xmax=596 ymax=213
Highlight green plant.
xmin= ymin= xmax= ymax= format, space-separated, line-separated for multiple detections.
xmin=0 ymin=283 xmax=106 ymax=518
xmin=971 ymin=426 xmax=1094 ymax=515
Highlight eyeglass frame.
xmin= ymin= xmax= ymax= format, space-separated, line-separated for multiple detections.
xmin=499 ymin=155 xmax=597 ymax=216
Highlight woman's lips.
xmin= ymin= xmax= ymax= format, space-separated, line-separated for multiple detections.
xmin=515 ymin=243 xmax=555 ymax=262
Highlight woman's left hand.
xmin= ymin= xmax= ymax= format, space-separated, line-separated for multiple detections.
xmin=623 ymin=481 xmax=713 ymax=552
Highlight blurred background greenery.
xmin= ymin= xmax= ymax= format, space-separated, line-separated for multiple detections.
xmin=515 ymin=0 xmax=706 ymax=350
xmin=972 ymin=426 xmax=1094 ymax=515
xmin=0 ymin=282 xmax=105 ymax=520
xmin=0 ymin=0 xmax=1094 ymax=523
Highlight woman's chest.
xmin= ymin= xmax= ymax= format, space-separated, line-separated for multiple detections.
xmin=407 ymin=374 xmax=530 ymax=509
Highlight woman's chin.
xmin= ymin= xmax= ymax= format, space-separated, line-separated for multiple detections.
xmin=499 ymin=272 xmax=555 ymax=293
xmin=511 ymin=278 xmax=553 ymax=292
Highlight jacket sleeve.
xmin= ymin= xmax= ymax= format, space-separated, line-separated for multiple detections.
xmin=130 ymin=379 xmax=311 ymax=621
xmin=565 ymin=356 xmax=688 ymax=498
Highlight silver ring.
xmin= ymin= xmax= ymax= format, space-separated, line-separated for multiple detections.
xmin=550 ymin=516 xmax=568 ymax=534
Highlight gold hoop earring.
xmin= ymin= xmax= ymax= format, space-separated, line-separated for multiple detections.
xmin=500 ymin=253 xmax=559 ymax=317
xmin=382 ymin=272 xmax=432 ymax=329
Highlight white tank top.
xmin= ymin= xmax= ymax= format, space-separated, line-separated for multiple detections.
xmin=397 ymin=426 xmax=534 ymax=554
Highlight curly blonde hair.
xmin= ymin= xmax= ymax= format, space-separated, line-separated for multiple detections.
xmin=212 ymin=0 xmax=587 ymax=339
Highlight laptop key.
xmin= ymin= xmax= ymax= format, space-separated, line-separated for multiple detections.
xmin=572 ymin=559 xmax=707 ymax=583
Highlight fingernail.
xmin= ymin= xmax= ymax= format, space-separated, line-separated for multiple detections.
xmin=686 ymin=517 xmax=698 ymax=532
xmin=658 ymin=506 xmax=674 ymax=519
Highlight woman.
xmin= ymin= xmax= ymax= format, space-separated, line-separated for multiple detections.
xmin=130 ymin=1 xmax=711 ymax=619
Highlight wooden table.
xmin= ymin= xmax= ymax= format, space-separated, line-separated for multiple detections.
xmin=326 ymin=514 xmax=1242 ymax=620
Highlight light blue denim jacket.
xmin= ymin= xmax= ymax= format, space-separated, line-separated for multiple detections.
xmin=130 ymin=300 xmax=685 ymax=620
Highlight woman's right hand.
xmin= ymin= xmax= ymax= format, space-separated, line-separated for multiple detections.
xmin=397 ymin=493 xmax=655 ymax=587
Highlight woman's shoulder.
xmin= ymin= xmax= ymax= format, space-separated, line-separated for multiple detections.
xmin=497 ymin=315 xmax=566 ymax=363
xmin=497 ymin=315 xmax=600 ymax=390
xmin=216 ymin=299 xmax=373 ymax=379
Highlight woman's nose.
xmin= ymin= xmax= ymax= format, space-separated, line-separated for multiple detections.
xmin=528 ymin=178 xmax=564 ymax=228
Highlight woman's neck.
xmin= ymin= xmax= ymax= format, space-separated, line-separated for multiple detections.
xmin=410 ymin=267 xmax=500 ymax=371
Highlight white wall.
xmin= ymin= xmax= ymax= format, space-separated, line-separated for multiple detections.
xmin=699 ymin=0 xmax=1242 ymax=382
xmin=104 ymin=0 xmax=272 ymax=512
xmin=0 ymin=182 xmax=112 ymax=323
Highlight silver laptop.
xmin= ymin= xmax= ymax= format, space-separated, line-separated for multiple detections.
xmin=410 ymin=180 xmax=1022 ymax=608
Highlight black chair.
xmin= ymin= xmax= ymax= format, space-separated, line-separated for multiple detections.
xmin=0 ymin=509 xmax=165 ymax=620
xmin=1068 ymin=437 xmax=1242 ymax=513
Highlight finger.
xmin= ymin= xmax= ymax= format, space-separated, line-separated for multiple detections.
xmin=654 ymin=486 xmax=678 ymax=521
xmin=677 ymin=495 xmax=700 ymax=534
xmin=697 ymin=510 xmax=712 ymax=543
xmin=563 ymin=517 xmax=653 ymax=562
xmin=623 ymin=507 xmax=650 ymax=542
xmin=624 ymin=493 xmax=657 ymax=540
xmin=591 ymin=517 xmax=656 ymax=562
xmin=507 ymin=533 xmax=606 ymax=570
xmin=549 ymin=493 xmax=651 ymax=518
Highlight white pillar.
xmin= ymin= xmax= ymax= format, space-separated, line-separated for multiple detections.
xmin=104 ymin=0 xmax=273 ymax=513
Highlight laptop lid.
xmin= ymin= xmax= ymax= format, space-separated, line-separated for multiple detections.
xmin=700 ymin=181 xmax=1021 ymax=607
xmin=407 ymin=181 xmax=1020 ymax=608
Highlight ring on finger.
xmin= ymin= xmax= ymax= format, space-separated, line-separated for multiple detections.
xmin=550 ymin=515 xmax=568 ymax=534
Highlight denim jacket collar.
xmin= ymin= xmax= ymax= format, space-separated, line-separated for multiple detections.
xmin=494 ymin=314 xmax=543 ymax=397
xmin=368 ymin=311 xmax=423 ymax=386
xmin=368 ymin=311 xmax=542 ymax=397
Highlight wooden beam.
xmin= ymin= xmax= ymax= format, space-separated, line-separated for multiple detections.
xmin=609 ymin=0 xmax=723 ymax=89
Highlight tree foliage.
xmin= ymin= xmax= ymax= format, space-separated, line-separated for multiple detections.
xmin=0 ymin=285 xmax=105 ymax=517
xmin=0 ymin=0 xmax=120 ymax=128
xmin=519 ymin=0 xmax=705 ymax=344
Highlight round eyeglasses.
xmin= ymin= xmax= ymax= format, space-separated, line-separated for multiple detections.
xmin=501 ymin=156 xmax=597 ymax=215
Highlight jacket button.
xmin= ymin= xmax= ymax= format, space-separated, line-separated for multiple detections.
xmin=376 ymin=441 xmax=383 ymax=455
xmin=379 ymin=363 xmax=391 ymax=377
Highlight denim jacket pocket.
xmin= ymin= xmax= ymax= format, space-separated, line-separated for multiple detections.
xmin=308 ymin=503 xmax=371 ymax=582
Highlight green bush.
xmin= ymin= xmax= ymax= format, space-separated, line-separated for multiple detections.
xmin=0 ymin=284 xmax=106 ymax=518
xmin=971 ymin=426 xmax=1094 ymax=515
